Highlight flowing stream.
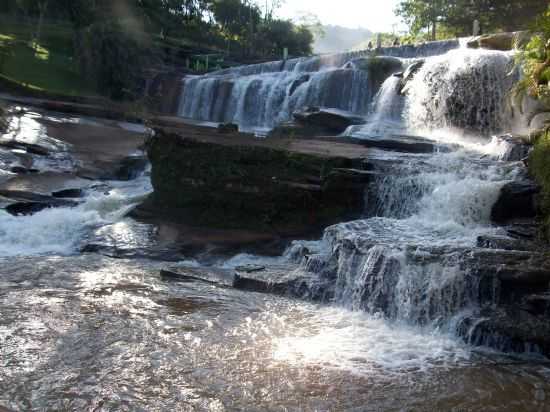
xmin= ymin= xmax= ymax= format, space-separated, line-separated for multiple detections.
xmin=1 ymin=42 xmax=550 ymax=411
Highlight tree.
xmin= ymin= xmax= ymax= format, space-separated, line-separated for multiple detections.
xmin=397 ymin=0 xmax=549 ymax=39
xmin=395 ymin=0 xmax=447 ymax=40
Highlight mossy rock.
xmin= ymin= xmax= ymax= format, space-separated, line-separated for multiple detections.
xmin=146 ymin=130 xmax=367 ymax=233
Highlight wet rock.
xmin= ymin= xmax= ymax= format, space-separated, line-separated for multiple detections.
xmin=0 ymin=139 xmax=50 ymax=156
xmin=0 ymin=105 xmax=7 ymax=134
xmin=217 ymin=123 xmax=239 ymax=134
xmin=113 ymin=155 xmax=148 ymax=181
xmin=523 ymin=294 xmax=550 ymax=316
xmin=293 ymin=107 xmax=366 ymax=134
xmin=344 ymin=56 xmax=403 ymax=85
xmin=9 ymin=166 xmax=39 ymax=174
xmin=497 ymin=134 xmax=531 ymax=162
xmin=0 ymin=172 xmax=91 ymax=197
xmin=476 ymin=235 xmax=537 ymax=251
xmin=160 ymin=264 xmax=315 ymax=298
xmin=6 ymin=199 xmax=78 ymax=216
xmin=467 ymin=306 xmax=550 ymax=356
xmin=268 ymin=121 xmax=327 ymax=138
xmin=0 ymin=189 xmax=78 ymax=215
xmin=289 ymin=74 xmax=310 ymax=96
xmin=52 ymin=188 xmax=84 ymax=198
xmin=352 ymin=134 xmax=449 ymax=153
xmin=467 ymin=32 xmax=525 ymax=51
xmin=491 ymin=181 xmax=539 ymax=223
xmin=144 ymin=127 xmax=368 ymax=235
xmin=234 ymin=264 xmax=266 ymax=273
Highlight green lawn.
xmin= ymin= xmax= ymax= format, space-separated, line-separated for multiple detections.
xmin=0 ymin=20 xmax=97 ymax=97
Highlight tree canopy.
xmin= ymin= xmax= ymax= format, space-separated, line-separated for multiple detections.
xmin=0 ymin=0 xmax=315 ymax=99
xmin=396 ymin=0 xmax=548 ymax=40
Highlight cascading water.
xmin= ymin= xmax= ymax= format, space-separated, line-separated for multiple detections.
xmin=405 ymin=48 xmax=516 ymax=135
xmin=271 ymin=43 xmax=540 ymax=353
xmin=177 ymin=41 xmax=463 ymax=132
xmin=3 ymin=39 xmax=550 ymax=410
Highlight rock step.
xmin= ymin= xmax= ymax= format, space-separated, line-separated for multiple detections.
xmin=143 ymin=127 xmax=372 ymax=235
xmin=160 ymin=264 xmax=313 ymax=297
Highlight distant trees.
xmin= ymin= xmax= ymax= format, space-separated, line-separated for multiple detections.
xmin=0 ymin=0 xmax=315 ymax=100
xmin=210 ymin=0 xmax=313 ymax=57
xmin=396 ymin=0 xmax=548 ymax=40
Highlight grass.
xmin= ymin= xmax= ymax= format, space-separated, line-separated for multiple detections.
xmin=0 ymin=19 xmax=97 ymax=97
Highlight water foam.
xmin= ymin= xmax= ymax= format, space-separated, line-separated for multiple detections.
xmin=0 ymin=175 xmax=151 ymax=257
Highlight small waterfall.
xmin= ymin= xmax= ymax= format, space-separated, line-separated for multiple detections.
xmin=404 ymin=48 xmax=516 ymax=135
xmin=289 ymin=144 xmax=521 ymax=341
xmin=359 ymin=75 xmax=405 ymax=136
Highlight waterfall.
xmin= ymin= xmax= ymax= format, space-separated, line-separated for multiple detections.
xmin=177 ymin=40 xmax=462 ymax=132
xmin=404 ymin=48 xmax=516 ymax=136
xmin=180 ymin=64 xmax=379 ymax=131
xmin=179 ymin=41 xmax=536 ymax=352
xmin=288 ymin=146 xmax=521 ymax=341
xmin=357 ymin=75 xmax=405 ymax=136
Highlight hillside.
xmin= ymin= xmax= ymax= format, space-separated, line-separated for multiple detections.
xmin=313 ymin=25 xmax=372 ymax=54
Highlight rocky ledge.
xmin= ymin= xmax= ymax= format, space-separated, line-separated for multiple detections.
xmin=137 ymin=124 xmax=373 ymax=240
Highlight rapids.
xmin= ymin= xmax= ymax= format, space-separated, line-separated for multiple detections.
xmin=1 ymin=40 xmax=549 ymax=411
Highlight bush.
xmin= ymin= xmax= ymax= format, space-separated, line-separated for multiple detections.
xmin=514 ymin=6 xmax=550 ymax=108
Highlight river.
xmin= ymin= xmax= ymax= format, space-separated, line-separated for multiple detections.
xmin=1 ymin=41 xmax=550 ymax=411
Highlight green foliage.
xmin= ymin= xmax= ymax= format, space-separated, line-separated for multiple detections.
xmin=529 ymin=128 xmax=550 ymax=239
xmin=0 ymin=21 xmax=94 ymax=96
xmin=513 ymin=6 xmax=550 ymax=109
xmin=396 ymin=0 xmax=548 ymax=40
xmin=0 ymin=0 xmax=315 ymax=99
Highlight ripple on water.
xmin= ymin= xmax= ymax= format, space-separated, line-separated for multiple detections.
xmin=1 ymin=255 xmax=549 ymax=411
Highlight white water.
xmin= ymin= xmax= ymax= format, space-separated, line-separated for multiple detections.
xmin=0 ymin=42 xmax=536 ymax=377
xmin=0 ymin=174 xmax=151 ymax=257
xmin=220 ymin=44 xmax=533 ymax=358
xmin=405 ymin=48 xmax=516 ymax=136
xmin=271 ymin=306 xmax=471 ymax=373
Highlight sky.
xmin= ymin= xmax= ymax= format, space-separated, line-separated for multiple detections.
xmin=276 ymin=0 xmax=403 ymax=33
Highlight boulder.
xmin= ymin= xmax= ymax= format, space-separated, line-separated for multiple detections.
xmin=142 ymin=126 xmax=370 ymax=236
xmin=467 ymin=32 xmax=525 ymax=51
xmin=491 ymin=181 xmax=539 ymax=223
xmin=467 ymin=306 xmax=550 ymax=356
xmin=530 ymin=112 xmax=550 ymax=131
xmin=497 ymin=134 xmax=531 ymax=162
xmin=293 ymin=107 xmax=366 ymax=134
xmin=113 ymin=155 xmax=148 ymax=181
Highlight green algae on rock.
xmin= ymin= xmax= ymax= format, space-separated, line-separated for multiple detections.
xmin=144 ymin=126 xmax=371 ymax=236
